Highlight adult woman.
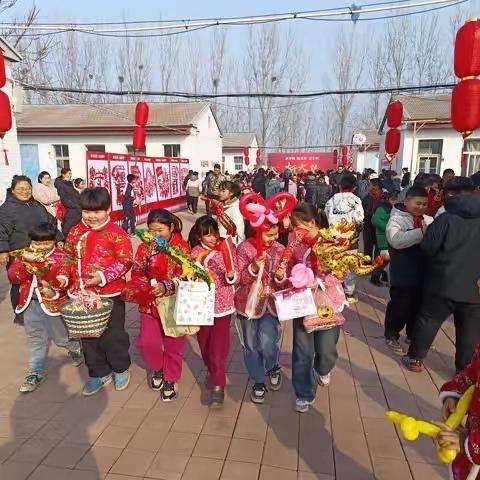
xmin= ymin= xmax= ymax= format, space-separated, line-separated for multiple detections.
xmin=32 ymin=171 xmax=60 ymax=217
xmin=0 ymin=176 xmax=61 ymax=324
xmin=54 ymin=168 xmax=81 ymax=236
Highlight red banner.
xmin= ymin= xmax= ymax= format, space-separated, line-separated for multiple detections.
xmin=267 ymin=152 xmax=337 ymax=174
xmin=86 ymin=152 xmax=189 ymax=223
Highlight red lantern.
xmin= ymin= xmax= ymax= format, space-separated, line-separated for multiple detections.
xmin=256 ymin=149 xmax=261 ymax=163
xmin=135 ymin=101 xmax=149 ymax=126
xmin=0 ymin=50 xmax=6 ymax=89
xmin=386 ymin=100 xmax=403 ymax=128
xmin=341 ymin=145 xmax=348 ymax=165
xmin=454 ymin=18 xmax=480 ymax=79
xmin=132 ymin=126 xmax=146 ymax=151
xmin=451 ymin=78 xmax=480 ymax=137
xmin=385 ymin=128 xmax=401 ymax=155
xmin=0 ymin=91 xmax=12 ymax=137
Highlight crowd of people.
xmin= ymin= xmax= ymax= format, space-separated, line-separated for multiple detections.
xmin=2 ymin=160 xmax=480 ymax=476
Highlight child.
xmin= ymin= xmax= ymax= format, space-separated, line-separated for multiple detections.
xmin=189 ymin=216 xmax=237 ymax=408
xmin=65 ymin=187 xmax=133 ymax=396
xmin=362 ymin=178 xmax=383 ymax=263
xmin=122 ymin=209 xmax=189 ymax=402
xmin=384 ymin=186 xmax=432 ymax=355
xmin=122 ymin=174 xmax=136 ymax=236
xmin=404 ymin=178 xmax=480 ymax=372
xmin=8 ymin=222 xmax=83 ymax=393
xmin=217 ymin=180 xmax=245 ymax=245
xmin=325 ymin=173 xmax=364 ymax=303
xmin=370 ymin=189 xmax=397 ymax=286
xmin=236 ymin=222 xmax=287 ymax=404
xmin=289 ymin=204 xmax=348 ymax=413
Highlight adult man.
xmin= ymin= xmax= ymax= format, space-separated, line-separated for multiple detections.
xmin=401 ymin=167 xmax=411 ymax=189
xmin=122 ymin=174 xmax=136 ymax=235
xmin=206 ymin=164 xmax=226 ymax=213
xmin=331 ymin=165 xmax=345 ymax=193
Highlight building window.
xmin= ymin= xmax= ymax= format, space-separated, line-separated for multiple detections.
xmin=464 ymin=139 xmax=480 ymax=176
xmin=234 ymin=156 xmax=243 ymax=171
xmin=53 ymin=144 xmax=70 ymax=176
xmin=417 ymin=140 xmax=443 ymax=174
xmin=126 ymin=144 xmax=146 ymax=155
xmin=85 ymin=144 xmax=105 ymax=152
xmin=164 ymin=144 xmax=181 ymax=157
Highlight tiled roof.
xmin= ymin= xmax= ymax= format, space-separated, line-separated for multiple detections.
xmin=16 ymin=102 xmax=211 ymax=130
xmin=222 ymin=132 xmax=257 ymax=148
xmin=393 ymin=93 xmax=450 ymax=122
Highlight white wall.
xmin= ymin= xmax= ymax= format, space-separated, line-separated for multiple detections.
xmin=355 ymin=149 xmax=379 ymax=173
xmin=222 ymin=138 xmax=259 ymax=174
xmin=0 ymin=64 xmax=22 ymax=203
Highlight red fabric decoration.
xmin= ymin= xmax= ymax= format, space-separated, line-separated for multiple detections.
xmin=0 ymin=50 xmax=6 ymax=89
xmin=451 ymin=79 xmax=480 ymax=137
xmin=385 ymin=128 xmax=401 ymax=155
xmin=454 ymin=19 xmax=480 ymax=79
xmin=243 ymin=147 xmax=249 ymax=158
xmin=341 ymin=145 xmax=348 ymax=165
xmin=132 ymin=126 xmax=146 ymax=151
xmin=256 ymin=149 xmax=261 ymax=162
xmin=244 ymin=156 xmax=249 ymax=166
xmin=135 ymin=102 xmax=149 ymax=126
xmin=386 ymin=100 xmax=403 ymax=128
xmin=0 ymin=91 xmax=12 ymax=137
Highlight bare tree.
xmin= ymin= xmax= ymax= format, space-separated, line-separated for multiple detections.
xmin=156 ymin=33 xmax=183 ymax=101
xmin=183 ymin=35 xmax=205 ymax=100
xmin=209 ymin=28 xmax=227 ymax=113
xmin=384 ymin=18 xmax=413 ymax=88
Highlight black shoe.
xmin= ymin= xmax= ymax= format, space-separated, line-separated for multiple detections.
xmin=370 ymin=276 xmax=383 ymax=287
xmin=210 ymin=386 xmax=225 ymax=408
xmin=13 ymin=314 xmax=24 ymax=326
xmin=381 ymin=271 xmax=389 ymax=284
xmin=150 ymin=370 xmax=164 ymax=391
xmin=250 ymin=383 xmax=267 ymax=404
xmin=267 ymin=367 xmax=282 ymax=391
xmin=161 ymin=381 xmax=177 ymax=402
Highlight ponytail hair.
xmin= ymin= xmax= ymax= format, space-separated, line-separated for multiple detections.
xmin=147 ymin=208 xmax=182 ymax=233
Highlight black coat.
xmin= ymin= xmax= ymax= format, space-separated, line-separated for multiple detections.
xmin=123 ymin=183 xmax=134 ymax=208
xmin=304 ymin=175 xmax=317 ymax=204
xmin=55 ymin=177 xmax=81 ymax=236
xmin=252 ymin=175 xmax=266 ymax=199
xmin=422 ymin=195 xmax=480 ymax=303
xmin=0 ymin=195 xmax=61 ymax=252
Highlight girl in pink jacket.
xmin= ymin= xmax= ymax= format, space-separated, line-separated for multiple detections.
xmin=189 ymin=216 xmax=237 ymax=408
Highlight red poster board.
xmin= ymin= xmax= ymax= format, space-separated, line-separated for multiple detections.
xmin=267 ymin=152 xmax=336 ymax=174
xmin=87 ymin=152 xmax=189 ymax=224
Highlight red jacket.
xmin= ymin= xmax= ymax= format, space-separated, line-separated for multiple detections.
xmin=440 ymin=344 xmax=480 ymax=480
xmin=7 ymin=247 xmax=70 ymax=316
xmin=65 ymin=219 xmax=133 ymax=297
xmin=122 ymin=232 xmax=190 ymax=317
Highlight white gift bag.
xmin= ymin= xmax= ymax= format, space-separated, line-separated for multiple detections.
xmin=174 ymin=281 xmax=215 ymax=326
xmin=273 ymin=287 xmax=317 ymax=322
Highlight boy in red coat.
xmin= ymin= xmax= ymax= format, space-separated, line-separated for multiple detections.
xmin=8 ymin=222 xmax=82 ymax=393
xmin=65 ymin=187 xmax=133 ymax=396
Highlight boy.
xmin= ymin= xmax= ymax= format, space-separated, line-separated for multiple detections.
xmin=8 ymin=222 xmax=83 ymax=393
xmin=403 ymin=178 xmax=480 ymax=372
xmin=362 ymin=178 xmax=384 ymax=265
xmin=122 ymin=174 xmax=136 ymax=236
xmin=384 ymin=186 xmax=432 ymax=354
xmin=66 ymin=187 xmax=133 ymax=396
xmin=325 ymin=173 xmax=364 ymax=303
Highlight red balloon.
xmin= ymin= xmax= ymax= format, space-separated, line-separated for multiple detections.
xmin=0 ymin=50 xmax=6 ymax=89
xmin=385 ymin=128 xmax=401 ymax=155
xmin=0 ymin=91 xmax=12 ymax=136
xmin=451 ymin=78 xmax=480 ymax=137
xmin=454 ymin=19 xmax=480 ymax=79
xmin=135 ymin=101 xmax=149 ymax=126
xmin=132 ymin=126 xmax=146 ymax=151
xmin=386 ymin=100 xmax=403 ymax=128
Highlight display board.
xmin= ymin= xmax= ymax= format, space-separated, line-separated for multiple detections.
xmin=87 ymin=152 xmax=189 ymax=223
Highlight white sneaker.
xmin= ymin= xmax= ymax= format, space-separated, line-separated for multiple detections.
xmin=295 ymin=398 xmax=312 ymax=413
xmin=315 ymin=371 xmax=331 ymax=387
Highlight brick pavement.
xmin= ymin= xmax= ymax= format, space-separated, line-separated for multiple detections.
xmin=0 ymin=209 xmax=456 ymax=479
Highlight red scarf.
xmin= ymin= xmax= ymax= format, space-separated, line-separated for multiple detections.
xmin=412 ymin=215 xmax=424 ymax=229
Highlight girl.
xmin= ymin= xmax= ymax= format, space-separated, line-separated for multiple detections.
xmin=217 ymin=180 xmax=245 ymax=245
xmin=288 ymin=203 xmax=348 ymax=413
xmin=122 ymin=209 xmax=189 ymax=402
xmin=189 ymin=216 xmax=237 ymax=408
xmin=236 ymin=222 xmax=287 ymax=404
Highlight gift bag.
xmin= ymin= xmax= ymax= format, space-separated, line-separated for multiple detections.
xmin=174 ymin=281 xmax=215 ymax=326
xmin=155 ymin=294 xmax=200 ymax=337
xmin=273 ymin=287 xmax=317 ymax=322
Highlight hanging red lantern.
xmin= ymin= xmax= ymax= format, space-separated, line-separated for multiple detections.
xmin=243 ymin=147 xmax=249 ymax=158
xmin=341 ymin=145 xmax=348 ymax=165
xmin=135 ymin=101 xmax=149 ymax=126
xmin=132 ymin=126 xmax=146 ymax=151
xmin=385 ymin=128 xmax=401 ymax=155
xmin=451 ymin=78 xmax=480 ymax=137
xmin=256 ymin=148 xmax=261 ymax=163
xmin=0 ymin=50 xmax=6 ymax=89
xmin=386 ymin=100 xmax=403 ymax=128
xmin=0 ymin=91 xmax=12 ymax=138
xmin=454 ymin=18 xmax=480 ymax=79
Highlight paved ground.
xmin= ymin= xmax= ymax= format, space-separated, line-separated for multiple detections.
xmin=0 ymin=209 xmax=457 ymax=479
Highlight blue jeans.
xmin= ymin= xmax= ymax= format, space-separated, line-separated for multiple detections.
xmin=292 ymin=318 xmax=340 ymax=402
xmin=23 ymin=300 xmax=81 ymax=374
xmin=344 ymin=272 xmax=356 ymax=296
xmin=237 ymin=313 xmax=281 ymax=384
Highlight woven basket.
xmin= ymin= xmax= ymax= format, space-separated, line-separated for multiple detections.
xmin=61 ymin=297 xmax=113 ymax=339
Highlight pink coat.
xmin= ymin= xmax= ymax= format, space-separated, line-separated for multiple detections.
xmin=32 ymin=183 xmax=60 ymax=217
xmin=235 ymin=238 xmax=287 ymax=319
xmin=191 ymin=243 xmax=237 ymax=317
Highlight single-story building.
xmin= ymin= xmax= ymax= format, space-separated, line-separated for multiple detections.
xmin=221 ymin=132 xmax=258 ymax=174
xmin=16 ymin=101 xmax=222 ymax=181
xmin=379 ymin=93 xmax=479 ymax=176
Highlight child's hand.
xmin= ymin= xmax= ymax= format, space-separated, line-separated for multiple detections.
xmin=433 ymin=423 xmax=461 ymax=453
xmin=84 ymin=272 xmax=103 ymax=287
xmin=275 ymin=266 xmax=286 ymax=281
xmin=442 ymin=397 xmax=459 ymax=421
xmin=251 ymin=253 xmax=266 ymax=274
xmin=0 ymin=252 xmax=8 ymax=265
xmin=151 ymin=282 xmax=166 ymax=298
xmin=39 ymin=281 xmax=55 ymax=299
